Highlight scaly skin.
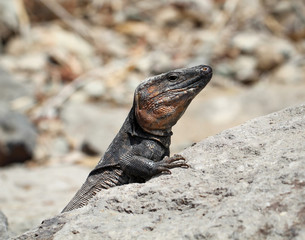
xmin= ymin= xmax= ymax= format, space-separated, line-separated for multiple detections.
xmin=62 ymin=65 xmax=213 ymax=212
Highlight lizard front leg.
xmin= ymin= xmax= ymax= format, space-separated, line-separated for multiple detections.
xmin=120 ymin=154 xmax=189 ymax=181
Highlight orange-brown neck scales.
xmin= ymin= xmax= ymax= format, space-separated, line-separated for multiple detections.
xmin=135 ymin=91 xmax=191 ymax=136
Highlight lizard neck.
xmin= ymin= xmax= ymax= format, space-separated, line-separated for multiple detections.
xmin=127 ymin=106 xmax=172 ymax=149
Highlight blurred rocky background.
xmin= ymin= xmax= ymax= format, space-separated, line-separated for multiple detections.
xmin=0 ymin=0 xmax=304 ymax=237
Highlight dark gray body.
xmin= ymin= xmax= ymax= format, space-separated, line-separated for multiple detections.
xmin=62 ymin=65 xmax=213 ymax=212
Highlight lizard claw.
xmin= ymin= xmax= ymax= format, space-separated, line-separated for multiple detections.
xmin=156 ymin=154 xmax=189 ymax=174
xmin=164 ymin=154 xmax=185 ymax=163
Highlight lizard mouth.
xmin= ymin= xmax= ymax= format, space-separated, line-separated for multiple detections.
xmin=174 ymin=71 xmax=212 ymax=92
xmin=137 ymin=65 xmax=213 ymax=106
xmin=165 ymin=70 xmax=212 ymax=101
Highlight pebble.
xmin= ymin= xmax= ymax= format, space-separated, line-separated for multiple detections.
xmin=0 ymin=105 xmax=37 ymax=166
xmin=255 ymin=43 xmax=285 ymax=71
xmin=233 ymin=56 xmax=258 ymax=83
xmin=273 ymin=62 xmax=304 ymax=84
xmin=231 ymin=32 xmax=263 ymax=54
xmin=83 ymin=80 xmax=106 ymax=99
xmin=51 ymin=137 xmax=70 ymax=158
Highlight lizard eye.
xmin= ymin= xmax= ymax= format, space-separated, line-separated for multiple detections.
xmin=168 ymin=74 xmax=179 ymax=81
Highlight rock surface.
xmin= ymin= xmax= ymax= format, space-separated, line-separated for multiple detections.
xmin=0 ymin=165 xmax=89 ymax=238
xmin=15 ymin=103 xmax=305 ymax=239
xmin=0 ymin=211 xmax=8 ymax=240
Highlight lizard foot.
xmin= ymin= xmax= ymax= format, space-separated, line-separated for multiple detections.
xmin=157 ymin=154 xmax=189 ymax=174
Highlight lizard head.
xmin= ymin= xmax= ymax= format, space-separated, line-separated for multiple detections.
xmin=134 ymin=65 xmax=213 ymax=136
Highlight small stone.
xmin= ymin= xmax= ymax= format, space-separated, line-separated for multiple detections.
xmin=270 ymin=1 xmax=292 ymax=15
xmin=272 ymin=62 xmax=304 ymax=84
xmin=137 ymin=51 xmax=172 ymax=74
xmin=215 ymin=61 xmax=235 ymax=78
xmin=83 ymin=80 xmax=106 ymax=99
xmin=0 ymin=105 xmax=37 ymax=166
xmin=155 ymin=7 xmax=180 ymax=26
xmin=237 ymin=165 xmax=245 ymax=172
xmin=255 ymin=43 xmax=285 ymax=71
xmin=0 ymin=66 xmax=32 ymax=102
xmin=231 ymin=32 xmax=263 ymax=53
xmin=81 ymin=141 xmax=100 ymax=156
xmin=51 ymin=137 xmax=70 ymax=158
xmin=15 ymin=53 xmax=46 ymax=72
xmin=233 ymin=56 xmax=258 ymax=83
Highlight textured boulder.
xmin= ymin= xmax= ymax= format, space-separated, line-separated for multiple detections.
xmin=0 ymin=211 xmax=8 ymax=240
xmin=15 ymin=103 xmax=305 ymax=239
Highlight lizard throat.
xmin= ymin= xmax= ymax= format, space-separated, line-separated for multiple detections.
xmin=128 ymin=107 xmax=172 ymax=148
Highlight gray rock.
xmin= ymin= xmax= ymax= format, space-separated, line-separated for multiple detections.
xmin=136 ymin=50 xmax=173 ymax=74
xmin=0 ymin=0 xmax=29 ymax=51
xmin=255 ymin=37 xmax=296 ymax=71
xmin=50 ymin=137 xmax=70 ymax=158
xmin=0 ymin=66 xmax=34 ymax=113
xmin=233 ymin=55 xmax=258 ymax=83
xmin=61 ymin=102 xmax=128 ymax=154
xmin=273 ymin=61 xmax=305 ymax=84
xmin=0 ymin=211 xmax=8 ymax=240
xmin=231 ymin=32 xmax=264 ymax=54
xmin=8 ymin=53 xmax=46 ymax=72
xmin=0 ymin=67 xmax=37 ymax=166
xmin=83 ymin=80 xmax=106 ymax=99
xmin=255 ymin=43 xmax=285 ymax=71
xmin=0 ymin=66 xmax=30 ymax=103
xmin=269 ymin=0 xmax=294 ymax=16
xmin=0 ymin=165 xmax=89 ymax=237
xmin=214 ymin=61 xmax=235 ymax=78
xmin=15 ymin=103 xmax=305 ymax=239
xmin=215 ymin=56 xmax=258 ymax=84
xmin=0 ymin=105 xmax=37 ymax=166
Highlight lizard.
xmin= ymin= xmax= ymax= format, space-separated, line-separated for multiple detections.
xmin=62 ymin=64 xmax=213 ymax=212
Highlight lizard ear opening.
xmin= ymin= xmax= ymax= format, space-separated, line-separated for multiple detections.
xmin=134 ymin=90 xmax=154 ymax=129
xmin=134 ymin=89 xmax=146 ymax=123
xmin=134 ymin=88 xmax=141 ymax=111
